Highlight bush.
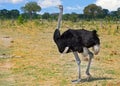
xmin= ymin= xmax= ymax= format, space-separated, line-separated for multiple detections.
xmin=17 ymin=15 xmax=24 ymax=24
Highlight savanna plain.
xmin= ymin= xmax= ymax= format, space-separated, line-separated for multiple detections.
xmin=0 ymin=20 xmax=120 ymax=86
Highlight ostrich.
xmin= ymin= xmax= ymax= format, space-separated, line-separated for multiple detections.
xmin=53 ymin=5 xmax=100 ymax=83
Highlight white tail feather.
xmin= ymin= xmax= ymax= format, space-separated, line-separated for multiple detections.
xmin=93 ymin=44 xmax=100 ymax=55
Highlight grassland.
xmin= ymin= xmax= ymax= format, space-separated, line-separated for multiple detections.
xmin=0 ymin=20 xmax=120 ymax=86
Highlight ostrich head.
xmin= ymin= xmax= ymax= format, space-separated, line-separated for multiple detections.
xmin=57 ymin=5 xmax=63 ymax=11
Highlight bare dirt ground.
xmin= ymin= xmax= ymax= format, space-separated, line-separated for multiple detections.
xmin=0 ymin=21 xmax=120 ymax=86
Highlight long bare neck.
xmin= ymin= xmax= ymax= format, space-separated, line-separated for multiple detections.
xmin=57 ymin=7 xmax=63 ymax=30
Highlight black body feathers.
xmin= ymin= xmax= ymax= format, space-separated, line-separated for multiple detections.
xmin=53 ymin=29 xmax=100 ymax=53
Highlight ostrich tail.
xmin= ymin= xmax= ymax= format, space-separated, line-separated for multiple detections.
xmin=53 ymin=29 xmax=60 ymax=42
xmin=93 ymin=44 xmax=100 ymax=55
xmin=93 ymin=30 xmax=99 ymax=37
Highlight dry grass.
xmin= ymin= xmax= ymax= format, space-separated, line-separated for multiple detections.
xmin=0 ymin=20 xmax=120 ymax=86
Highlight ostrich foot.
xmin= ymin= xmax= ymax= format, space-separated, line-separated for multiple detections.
xmin=86 ymin=74 xmax=92 ymax=81
xmin=71 ymin=79 xmax=81 ymax=83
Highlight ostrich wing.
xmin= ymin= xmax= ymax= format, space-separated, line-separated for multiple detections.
xmin=60 ymin=29 xmax=83 ymax=53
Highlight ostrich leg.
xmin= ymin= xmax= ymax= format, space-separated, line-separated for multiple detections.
xmin=72 ymin=52 xmax=81 ymax=83
xmin=86 ymin=51 xmax=93 ymax=80
xmin=82 ymin=47 xmax=93 ymax=80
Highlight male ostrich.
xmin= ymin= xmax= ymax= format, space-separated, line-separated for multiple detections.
xmin=53 ymin=5 xmax=100 ymax=83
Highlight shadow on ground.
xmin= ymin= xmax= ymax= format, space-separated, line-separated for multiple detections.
xmin=81 ymin=77 xmax=113 ymax=82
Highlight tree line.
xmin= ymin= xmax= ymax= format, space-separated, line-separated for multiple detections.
xmin=0 ymin=2 xmax=120 ymax=21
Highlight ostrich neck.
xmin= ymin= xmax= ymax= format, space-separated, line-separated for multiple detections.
xmin=57 ymin=9 xmax=63 ymax=30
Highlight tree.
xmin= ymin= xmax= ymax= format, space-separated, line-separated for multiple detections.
xmin=117 ymin=7 xmax=120 ymax=18
xmin=18 ymin=15 xmax=24 ymax=24
xmin=51 ymin=13 xmax=58 ymax=21
xmin=102 ymin=9 xmax=109 ymax=17
xmin=10 ymin=9 xmax=20 ymax=19
xmin=69 ymin=12 xmax=79 ymax=22
xmin=110 ymin=11 xmax=117 ymax=17
xmin=0 ymin=9 xmax=9 ymax=19
xmin=83 ymin=4 xmax=103 ymax=19
xmin=21 ymin=1 xmax=41 ymax=19
xmin=0 ymin=9 xmax=19 ymax=19
xmin=42 ymin=12 xmax=50 ymax=19
xmin=63 ymin=14 xmax=70 ymax=21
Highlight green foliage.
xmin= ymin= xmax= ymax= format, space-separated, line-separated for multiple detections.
xmin=83 ymin=4 xmax=103 ymax=19
xmin=117 ymin=7 xmax=120 ymax=18
xmin=0 ymin=9 xmax=19 ymax=19
xmin=21 ymin=2 xmax=41 ymax=13
xmin=21 ymin=1 xmax=41 ymax=19
xmin=42 ymin=12 xmax=50 ymax=19
xmin=69 ymin=12 xmax=79 ymax=22
xmin=17 ymin=15 xmax=24 ymax=24
xmin=0 ymin=3 xmax=120 ymax=21
xmin=10 ymin=9 xmax=20 ymax=19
